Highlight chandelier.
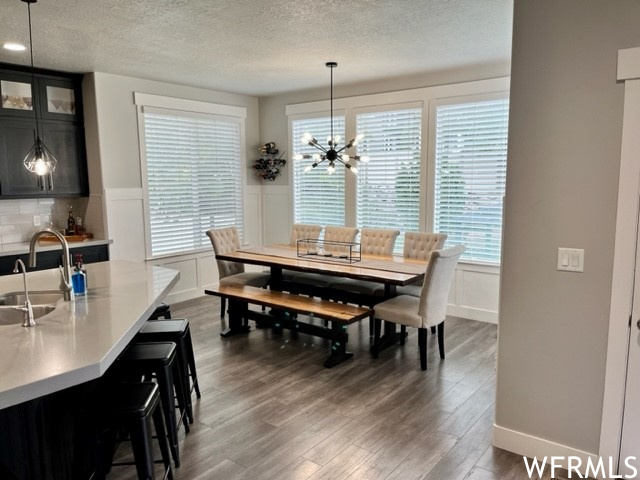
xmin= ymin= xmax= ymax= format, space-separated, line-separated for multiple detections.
xmin=22 ymin=0 xmax=57 ymax=190
xmin=294 ymin=62 xmax=369 ymax=175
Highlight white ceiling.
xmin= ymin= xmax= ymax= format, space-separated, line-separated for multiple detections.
xmin=0 ymin=0 xmax=513 ymax=97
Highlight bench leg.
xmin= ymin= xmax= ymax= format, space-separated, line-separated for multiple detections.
xmin=220 ymin=299 xmax=251 ymax=337
xmin=323 ymin=322 xmax=353 ymax=368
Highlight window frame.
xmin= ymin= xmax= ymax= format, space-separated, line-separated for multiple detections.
xmin=135 ymin=93 xmax=247 ymax=260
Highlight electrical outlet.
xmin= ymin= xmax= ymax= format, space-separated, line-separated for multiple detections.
xmin=33 ymin=215 xmax=41 ymax=227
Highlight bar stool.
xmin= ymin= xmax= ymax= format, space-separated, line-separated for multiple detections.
xmin=116 ymin=342 xmax=188 ymax=468
xmin=149 ymin=303 xmax=172 ymax=320
xmin=101 ymin=382 xmax=173 ymax=480
xmin=136 ymin=319 xmax=201 ymax=424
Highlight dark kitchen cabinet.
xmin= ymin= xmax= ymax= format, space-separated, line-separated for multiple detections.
xmin=0 ymin=64 xmax=88 ymax=198
xmin=0 ymin=243 xmax=110 ymax=276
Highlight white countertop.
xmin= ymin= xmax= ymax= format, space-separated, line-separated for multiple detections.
xmin=0 ymin=238 xmax=112 ymax=257
xmin=0 ymin=260 xmax=180 ymax=410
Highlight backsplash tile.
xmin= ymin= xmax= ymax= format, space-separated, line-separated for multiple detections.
xmin=0 ymin=197 xmax=89 ymax=246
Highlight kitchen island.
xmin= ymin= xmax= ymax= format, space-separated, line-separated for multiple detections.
xmin=0 ymin=260 xmax=180 ymax=479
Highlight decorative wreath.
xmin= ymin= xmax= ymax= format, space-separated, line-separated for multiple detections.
xmin=254 ymin=142 xmax=286 ymax=181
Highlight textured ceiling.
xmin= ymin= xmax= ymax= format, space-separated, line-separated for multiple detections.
xmin=0 ymin=0 xmax=513 ymax=96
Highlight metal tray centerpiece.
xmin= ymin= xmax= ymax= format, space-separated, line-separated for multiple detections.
xmin=297 ymin=238 xmax=361 ymax=263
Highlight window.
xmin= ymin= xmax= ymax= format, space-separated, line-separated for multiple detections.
xmin=141 ymin=108 xmax=244 ymax=257
xmin=292 ymin=115 xmax=345 ymax=226
xmin=356 ymin=106 xmax=422 ymax=254
xmin=433 ymin=97 xmax=509 ymax=264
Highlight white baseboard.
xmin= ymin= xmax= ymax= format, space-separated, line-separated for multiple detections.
xmin=165 ymin=283 xmax=216 ymax=305
xmin=493 ymin=424 xmax=602 ymax=479
xmin=447 ymin=305 xmax=498 ymax=324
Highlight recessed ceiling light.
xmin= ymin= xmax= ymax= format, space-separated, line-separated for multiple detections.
xmin=3 ymin=42 xmax=26 ymax=51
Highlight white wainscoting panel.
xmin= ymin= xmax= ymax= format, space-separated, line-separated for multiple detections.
xmin=448 ymin=263 xmax=500 ymax=324
xmin=244 ymin=187 xmax=262 ymax=246
xmin=263 ymin=188 xmax=292 ymax=246
xmin=104 ymin=188 xmax=146 ymax=262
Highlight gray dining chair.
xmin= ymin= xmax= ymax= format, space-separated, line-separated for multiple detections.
xmin=206 ymin=227 xmax=270 ymax=320
xmin=372 ymin=245 xmax=465 ymax=370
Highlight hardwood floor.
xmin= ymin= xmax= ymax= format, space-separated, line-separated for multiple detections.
xmin=109 ymin=296 xmax=567 ymax=480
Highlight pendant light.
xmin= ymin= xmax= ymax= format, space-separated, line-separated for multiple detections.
xmin=22 ymin=0 xmax=57 ymax=190
xmin=293 ymin=62 xmax=369 ymax=175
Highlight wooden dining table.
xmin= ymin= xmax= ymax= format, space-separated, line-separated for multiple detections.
xmin=215 ymin=245 xmax=427 ymax=355
xmin=216 ymin=244 xmax=426 ymax=294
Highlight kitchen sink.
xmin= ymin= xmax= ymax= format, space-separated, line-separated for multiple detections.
xmin=0 ymin=291 xmax=64 ymax=306
xmin=0 ymin=305 xmax=56 ymax=325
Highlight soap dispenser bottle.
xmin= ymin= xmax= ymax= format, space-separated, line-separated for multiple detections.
xmin=72 ymin=260 xmax=86 ymax=296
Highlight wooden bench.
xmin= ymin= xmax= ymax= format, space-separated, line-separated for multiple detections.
xmin=205 ymin=285 xmax=371 ymax=368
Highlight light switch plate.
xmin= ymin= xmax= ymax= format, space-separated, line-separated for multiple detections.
xmin=557 ymin=247 xmax=584 ymax=272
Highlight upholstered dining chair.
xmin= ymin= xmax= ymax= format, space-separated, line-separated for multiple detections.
xmin=372 ymin=245 xmax=465 ymax=370
xmin=290 ymin=226 xmax=359 ymax=289
xmin=396 ymin=232 xmax=448 ymax=296
xmin=328 ymin=228 xmax=400 ymax=334
xmin=326 ymin=228 xmax=401 ymax=293
xmin=289 ymin=224 xmax=323 ymax=246
xmin=206 ymin=227 xmax=270 ymax=320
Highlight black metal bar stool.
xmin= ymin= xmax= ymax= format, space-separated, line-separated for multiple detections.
xmin=149 ymin=303 xmax=172 ymax=320
xmin=136 ymin=319 xmax=201 ymax=424
xmin=103 ymin=382 xmax=173 ymax=480
xmin=116 ymin=342 xmax=189 ymax=468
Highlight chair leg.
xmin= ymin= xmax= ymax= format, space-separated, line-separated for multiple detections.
xmin=129 ymin=415 xmax=155 ymax=480
xmin=152 ymin=401 xmax=173 ymax=480
xmin=372 ymin=317 xmax=382 ymax=359
xmin=418 ymin=327 xmax=427 ymax=371
xmin=437 ymin=321 xmax=445 ymax=359
xmin=368 ymin=311 xmax=375 ymax=337
xmin=431 ymin=325 xmax=436 ymax=334
xmin=400 ymin=325 xmax=407 ymax=345
xmin=220 ymin=297 xmax=226 ymax=319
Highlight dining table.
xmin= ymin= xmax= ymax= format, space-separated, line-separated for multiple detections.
xmin=214 ymin=245 xmax=428 ymax=356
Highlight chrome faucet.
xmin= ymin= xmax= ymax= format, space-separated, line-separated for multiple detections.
xmin=28 ymin=228 xmax=74 ymax=302
xmin=13 ymin=259 xmax=35 ymax=327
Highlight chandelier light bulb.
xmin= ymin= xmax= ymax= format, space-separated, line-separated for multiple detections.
xmin=341 ymin=154 xmax=350 ymax=163
xmin=354 ymin=133 xmax=364 ymax=145
xmin=351 ymin=166 xmax=358 ymax=174
xmin=34 ymin=158 xmax=48 ymax=176
xmin=301 ymin=132 xmax=314 ymax=145
xmin=293 ymin=154 xmax=303 ymax=161
xmin=327 ymin=163 xmax=336 ymax=175
xmin=361 ymin=156 xmax=370 ymax=163
xmin=304 ymin=165 xmax=313 ymax=173
xmin=312 ymin=153 xmax=321 ymax=162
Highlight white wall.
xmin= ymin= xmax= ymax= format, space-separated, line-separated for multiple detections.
xmin=258 ymin=73 xmax=511 ymax=323
xmin=84 ymin=73 xmax=261 ymax=302
xmin=494 ymin=0 xmax=640 ymax=463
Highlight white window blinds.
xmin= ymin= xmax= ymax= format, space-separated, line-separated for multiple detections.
xmin=292 ymin=115 xmax=345 ymax=226
xmin=356 ymin=107 xmax=422 ymax=254
xmin=434 ymin=98 xmax=509 ymax=264
xmin=142 ymin=110 xmax=244 ymax=257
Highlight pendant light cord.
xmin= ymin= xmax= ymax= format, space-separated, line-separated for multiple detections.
xmin=27 ymin=2 xmax=40 ymax=141
xmin=330 ymin=64 xmax=333 ymax=145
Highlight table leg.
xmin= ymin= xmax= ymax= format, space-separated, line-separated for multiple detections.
xmin=323 ymin=322 xmax=353 ymax=368
xmin=370 ymin=320 xmax=408 ymax=356
xmin=220 ymin=299 xmax=250 ymax=337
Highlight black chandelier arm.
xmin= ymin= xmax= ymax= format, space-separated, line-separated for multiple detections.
xmin=311 ymin=142 xmax=329 ymax=153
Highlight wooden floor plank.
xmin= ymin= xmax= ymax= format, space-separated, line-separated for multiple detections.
xmin=105 ymin=295 xmax=566 ymax=480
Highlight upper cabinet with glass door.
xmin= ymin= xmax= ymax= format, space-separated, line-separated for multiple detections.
xmin=0 ymin=69 xmax=81 ymax=121
xmin=0 ymin=70 xmax=37 ymax=119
